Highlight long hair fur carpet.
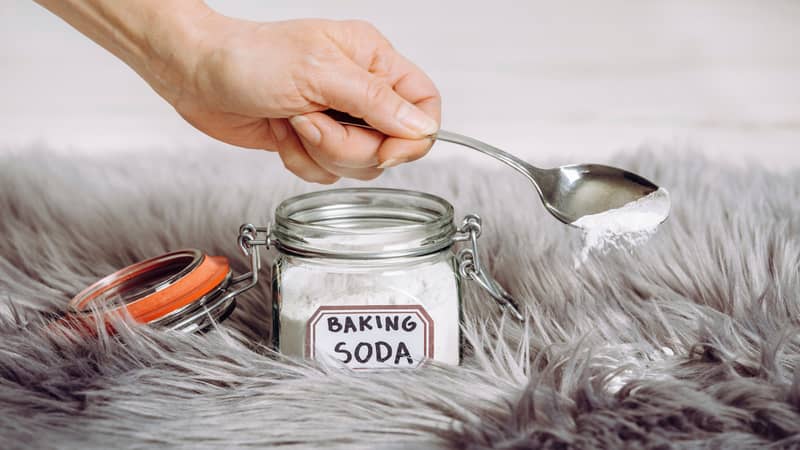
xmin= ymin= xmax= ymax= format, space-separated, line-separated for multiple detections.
xmin=1 ymin=146 xmax=799 ymax=449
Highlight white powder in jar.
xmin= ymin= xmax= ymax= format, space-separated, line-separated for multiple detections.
xmin=572 ymin=188 xmax=670 ymax=265
xmin=277 ymin=257 xmax=461 ymax=367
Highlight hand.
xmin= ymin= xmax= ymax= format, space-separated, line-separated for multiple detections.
xmin=170 ymin=14 xmax=441 ymax=183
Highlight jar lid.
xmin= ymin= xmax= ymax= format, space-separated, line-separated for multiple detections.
xmin=62 ymin=249 xmax=236 ymax=333
xmin=272 ymin=188 xmax=457 ymax=259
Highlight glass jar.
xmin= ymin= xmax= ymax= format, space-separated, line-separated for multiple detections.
xmin=271 ymin=189 xmax=460 ymax=368
xmin=238 ymin=188 xmax=522 ymax=369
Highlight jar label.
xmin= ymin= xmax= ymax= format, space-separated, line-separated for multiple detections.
xmin=305 ymin=305 xmax=434 ymax=369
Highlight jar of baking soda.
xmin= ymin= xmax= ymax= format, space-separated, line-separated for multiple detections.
xmin=240 ymin=188 xmax=522 ymax=369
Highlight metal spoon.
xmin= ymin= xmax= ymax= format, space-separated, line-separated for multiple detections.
xmin=324 ymin=110 xmax=667 ymax=227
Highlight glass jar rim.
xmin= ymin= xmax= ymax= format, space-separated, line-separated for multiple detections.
xmin=272 ymin=188 xmax=456 ymax=259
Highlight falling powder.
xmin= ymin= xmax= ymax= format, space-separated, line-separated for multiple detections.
xmin=572 ymin=188 xmax=671 ymax=266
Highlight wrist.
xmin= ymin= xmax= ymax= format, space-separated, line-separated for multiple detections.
xmin=140 ymin=0 xmax=218 ymax=106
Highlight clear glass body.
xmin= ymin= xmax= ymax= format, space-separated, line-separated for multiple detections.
xmin=271 ymin=250 xmax=462 ymax=367
xmin=268 ymin=188 xmax=463 ymax=369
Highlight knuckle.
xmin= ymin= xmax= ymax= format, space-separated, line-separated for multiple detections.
xmin=368 ymin=48 xmax=394 ymax=76
xmin=293 ymin=46 xmax=342 ymax=98
xmin=324 ymin=149 xmax=349 ymax=165
xmin=280 ymin=151 xmax=305 ymax=174
xmin=364 ymin=78 xmax=392 ymax=108
xmin=276 ymin=91 xmax=312 ymax=114
xmin=281 ymin=150 xmax=339 ymax=184
xmin=318 ymin=139 xmax=352 ymax=163
xmin=346 ymin=19 xmax=378 ymax=35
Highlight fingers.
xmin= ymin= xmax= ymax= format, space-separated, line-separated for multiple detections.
xmin=374 ymin=53 xmax=440 ymax=164
xmin=289 ymin=114 xmax=383 ymax=180
xmin=267 ymin=119 xmax=340 ymax=184
xmin=389 ymin=53 xmax=441 ymax=127
xmin=326 ymin=20 xmax=441 ymax=124
xmin=289 ymin=114 xmax=381 ymax=168
xmin=269 ymin=20 xmax=443 ymax=182
xmin=309 ymin=58 xmax=439 ymax=140
xmin=298 ymin=24 xmax=441 ymax=171
xmin=376 ymin=136 xmax=434 ymax=166
xmin=289 ymin=111 xmax=434 ymax=173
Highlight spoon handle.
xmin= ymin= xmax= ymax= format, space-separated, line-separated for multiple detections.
xmin=435 ymin=130 xmax=538 ymax=178
xmin=322 ymin=110 xmax=542 ymax=179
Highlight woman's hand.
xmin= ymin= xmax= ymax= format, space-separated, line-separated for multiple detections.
xmin=35 ymin=0 xmax=441 ymax=183
xmin=178 ymin=16 xmax=441 ymax=183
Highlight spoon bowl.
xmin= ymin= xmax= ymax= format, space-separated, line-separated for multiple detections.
xmin=537 ymin=164 xmax=660 ymax=225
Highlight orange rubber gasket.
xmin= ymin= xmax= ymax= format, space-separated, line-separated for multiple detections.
xmin=68 ymin=251 xmax=231 ymax=325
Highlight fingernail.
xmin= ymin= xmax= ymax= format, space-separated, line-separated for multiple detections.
xmin=396 ymin=103 xmax=439 ymax=136
xmin=378 ymin=158 xmax=404 ymax=169
xmin=289 ymin=115 xmax=322 ymax=145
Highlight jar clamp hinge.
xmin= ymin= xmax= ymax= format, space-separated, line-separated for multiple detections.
xmin=206 ymin=223 xmax=273 ymax=308
xmin=455 ymin=214 xmax=524 ymax=321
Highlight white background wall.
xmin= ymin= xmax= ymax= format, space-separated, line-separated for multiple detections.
xmin=1 ymin=0 xmax=798 ymax=170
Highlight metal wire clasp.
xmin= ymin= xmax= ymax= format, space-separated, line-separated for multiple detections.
xmin=212 ymin=223 xmax=272 ymax=305
xmin=455 ymin=214 xmax=524 ymax=321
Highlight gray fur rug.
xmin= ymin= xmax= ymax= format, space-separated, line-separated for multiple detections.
xmin=1 ymin=146 xmax=799 ymax=449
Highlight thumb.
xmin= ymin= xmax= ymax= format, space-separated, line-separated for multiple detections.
xmin=312 ymin=59 xmax=439 ymax=139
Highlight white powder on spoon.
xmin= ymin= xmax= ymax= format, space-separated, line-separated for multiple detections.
xmin=572 ymin=188 xmax=670 ymax=265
